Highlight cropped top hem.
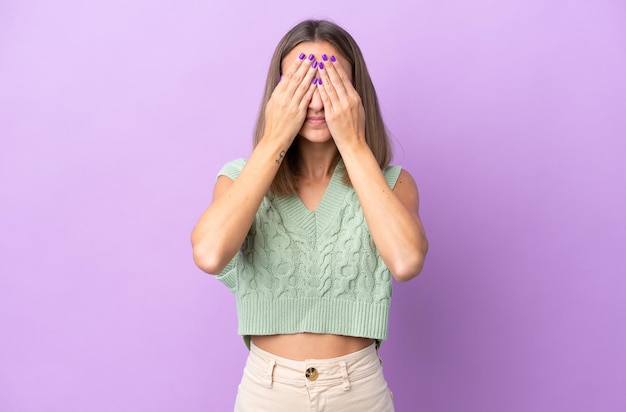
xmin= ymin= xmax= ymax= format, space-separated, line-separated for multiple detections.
xmin=238 ymin=297 xmax=389 ymax=335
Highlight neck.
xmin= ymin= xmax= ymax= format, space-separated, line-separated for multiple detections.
xmin=294 ymin=138 xmax=340 ymax=180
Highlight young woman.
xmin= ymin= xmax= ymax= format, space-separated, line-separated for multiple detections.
xmin=191 ymin=19 xmax=428 ymax=411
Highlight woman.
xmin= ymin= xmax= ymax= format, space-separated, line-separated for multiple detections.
xmin=191 ymin=19 xmax=428 ymax=411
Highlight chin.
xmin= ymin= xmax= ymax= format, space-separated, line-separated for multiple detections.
xmin=298 ymin=130 xmax=333 ymax=143
xmin=301 ymin=136 xmax=333 ymax=144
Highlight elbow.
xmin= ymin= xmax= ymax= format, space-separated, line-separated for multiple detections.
xmin=190 ymin=224 xmax=243 ymax=275
xmin=390 ymin=257 xmax=424 ymax=282
xmin=192 ymin=247 xmax=220 ymax=275
xmin=191 ymin=238 xmax=228 ymax=275
xmin=389 ymin=243 xmax=428 ymax=283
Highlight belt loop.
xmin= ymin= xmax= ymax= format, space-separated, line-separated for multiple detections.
xmin=266 ymin=359 xmax=276 ymax=388
xmin=339 ymin=361 xmax=351 ymax=391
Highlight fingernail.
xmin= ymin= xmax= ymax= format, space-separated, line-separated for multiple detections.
xmin=330 ymin=55 xmax=336 ymax=62
xmin=322 ymin=54 xmax=328 ymax=61
xmin=312 ymin=61 xmax=318 ymax=69
xmin=318 ymin=62 xmax=324 ymax=70
xmin=312 ymin=78 xmax=318 ymax=85
xmin=317 ymin=78 xmax=322 ymax=85
xmin=299 ymin=52 xmax=306 ymax=60
xmin=308 ymin=53 xmax=315 ymax=60
xmin=279 ymin=75 xmax=282 ymax=82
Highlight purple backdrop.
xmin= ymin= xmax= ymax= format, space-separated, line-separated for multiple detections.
xmin=1 ymin=1 xmax=625 ymax=411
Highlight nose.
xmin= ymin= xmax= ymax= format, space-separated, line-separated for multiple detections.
xmin=309 ymin=86 xmax=323 ymax=112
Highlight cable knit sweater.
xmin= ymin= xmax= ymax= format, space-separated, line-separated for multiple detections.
xmin=216 ymin=158 xmax=402 ymax=348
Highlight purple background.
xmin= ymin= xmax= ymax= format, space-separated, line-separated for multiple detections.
xmin=1 ymin=0 xmax=625 ymax=411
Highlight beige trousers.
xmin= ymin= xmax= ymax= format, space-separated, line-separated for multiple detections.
xmin=234 ymin=341 xmax=395 ymax=412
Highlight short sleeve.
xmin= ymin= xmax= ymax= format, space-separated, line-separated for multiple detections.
xmin=217 ymin=158 xmax=247 ymax=181
xmin=383 ymin=165 xmax=402 ymax=189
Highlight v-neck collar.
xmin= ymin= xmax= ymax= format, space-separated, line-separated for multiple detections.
xmin=274 ymin=159 xmax=350 ymax=234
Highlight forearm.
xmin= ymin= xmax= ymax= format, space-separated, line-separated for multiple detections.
xmin=340 ymin=141 xmax=428 ymax=281
xmin=191 ymin=137 xmax=288 ymax=274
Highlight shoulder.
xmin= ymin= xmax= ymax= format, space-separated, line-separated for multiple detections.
xmin=382 ymin=165 xmax=403 ymax=188
xmin=212 ymin=158 xmax=248 ymax=203
xmin=390 ymin=167 xmax=421 ymax=208
xmin=217 ymin=158 xmax=247 ymax=181
xmin=382 ymin=165 xmax=420 ymax=202
xmin=383 ymin=164 xmax=420 ymax=200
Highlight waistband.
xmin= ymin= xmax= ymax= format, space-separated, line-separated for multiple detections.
xmin=246 ymin=342 xmax=382 ymax=389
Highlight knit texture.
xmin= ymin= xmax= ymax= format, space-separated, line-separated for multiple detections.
xmin=216 ymin=158 xmax=402 ymax=348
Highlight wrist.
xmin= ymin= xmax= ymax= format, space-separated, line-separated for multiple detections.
xmin=262 ymin=125 xmax=296 ymax=147
xmin=336 ymin=137 xmax=370 ymax=161
xmin=256 ymin=135 xmax=292 ymax=165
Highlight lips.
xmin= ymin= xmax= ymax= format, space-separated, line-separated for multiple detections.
xmin=306 ymin=116 xmax=326 ymax=124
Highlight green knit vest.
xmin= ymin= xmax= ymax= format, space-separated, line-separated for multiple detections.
xmin=216 ymin=158 xmax=402 ymax=348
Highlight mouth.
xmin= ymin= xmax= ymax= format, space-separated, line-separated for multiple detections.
xmin=306 ymin=116 xmax=326 ymax=125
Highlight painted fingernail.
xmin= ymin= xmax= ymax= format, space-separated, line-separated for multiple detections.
xmin=299 ymin=52 xmax=306 ymax=60
xmin=308 ymin=53 xmax=315 ymax=60
xmin=318 ymin=62 xmax=324 ymax=70
xmin=322 ymin=54 xmax=328 ymax=61
xmin=317 ymin=78 xmax=322 ymax=85
xmin=312 ymin=78 xmax=318 ymax=85
xmin=330 ymin=55 xmax=336 ymax=62
xmin=312 ymin=61 xmax=318 ymax=69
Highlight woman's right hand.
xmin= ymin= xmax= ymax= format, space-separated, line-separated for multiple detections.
xmin=263 ymin=53 xmax=318 ymax=145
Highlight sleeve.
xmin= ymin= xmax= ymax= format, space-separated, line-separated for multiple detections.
xmin=383 ymin=165 xmax=402 ymax=189
xmin=217 ymin=158 xmax=247 ymax=181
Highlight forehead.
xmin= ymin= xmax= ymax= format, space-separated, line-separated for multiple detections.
xmin=282 ymin=41 xmax=352 ymax=77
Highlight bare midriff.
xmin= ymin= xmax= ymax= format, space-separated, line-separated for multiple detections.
xmin=250 ymin=333 xmax=375 ymax=360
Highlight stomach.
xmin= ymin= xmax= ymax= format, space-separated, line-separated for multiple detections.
xmin=250 ymin=333 xmax=375 ymax=360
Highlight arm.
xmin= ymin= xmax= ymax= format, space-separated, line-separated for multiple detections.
xmin=191 ymin=54 xmax=318 ymax=274
xmin=316 ymin=57 xmax=428 ymax=282
xmin=346 ymin=156 xmax=428 ymax=282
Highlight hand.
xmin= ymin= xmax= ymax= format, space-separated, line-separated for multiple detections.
xmin=316 ymin=55 xmax=366 ymax=150
xmin=263 ymin=53 xmax=318 ymax=145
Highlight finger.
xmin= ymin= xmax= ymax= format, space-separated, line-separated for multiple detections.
xmin=276 ymin=53 xmax=303 ymax=91
xmin=317 ymin=61 xmax=340 ymax=108
xmin=281 ymin=52 xmax=308 ymax=79
xmin=281 ymin=53 xmax=317 ymax=95
xmin=316 ymin=73 xmax=333 ymax=112
xmin=298 ymin=79 xmax=318 ymax=113
xmin=292 ymin=57 xmax=319 ymax=103
xmin=324 ymin=55 xmax=351 ymax=98
xmin=317 ymin=58 xmax=348 ymax=108
xmin=329 ymin=55 xmax=353 ymax=88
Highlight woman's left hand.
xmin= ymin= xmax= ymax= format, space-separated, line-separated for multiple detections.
xmin=316 ymin=56 xmax=366 ymax=151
